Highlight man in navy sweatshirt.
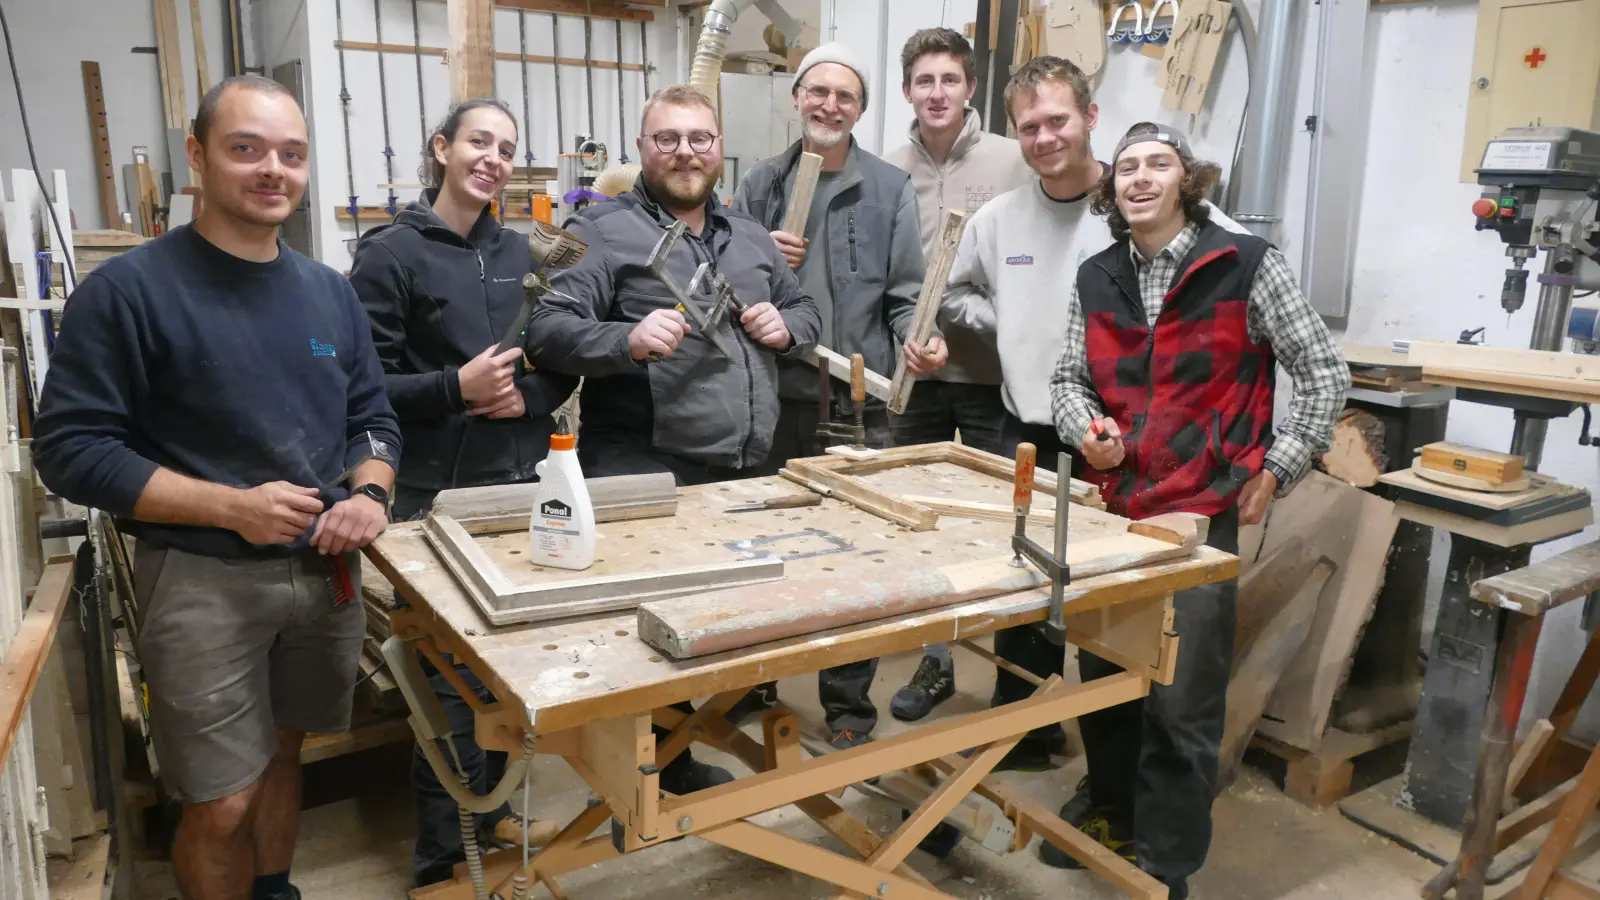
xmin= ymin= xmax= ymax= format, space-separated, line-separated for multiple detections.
xmin=33 ymin=75 xmax=400 ymax=900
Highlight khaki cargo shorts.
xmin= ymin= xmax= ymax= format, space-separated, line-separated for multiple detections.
xmin=133 ymin=543 xmax=365 ymax=803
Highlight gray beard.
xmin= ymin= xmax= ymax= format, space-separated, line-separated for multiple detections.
xmin=803 ymin=120 xmax=848 ymax=149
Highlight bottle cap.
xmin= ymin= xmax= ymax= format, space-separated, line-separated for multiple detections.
xmin=551 ymin=432 xmax=576 ymax=451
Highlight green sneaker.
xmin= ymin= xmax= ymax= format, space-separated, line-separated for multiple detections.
xmin=1039 ymin=810 xmax=1136 ymax=869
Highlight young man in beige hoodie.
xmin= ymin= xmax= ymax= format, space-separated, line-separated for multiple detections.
xmin=882 ymin=28 xmax=1032 ymax=724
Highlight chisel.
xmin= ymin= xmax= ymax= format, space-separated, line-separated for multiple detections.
xmin=724 ymin=493 xmax=824 ymax=513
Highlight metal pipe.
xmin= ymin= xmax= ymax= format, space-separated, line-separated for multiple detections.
xmin=552 ymin=13 xmax=566 ymax=153
xmin=1230 ymin=0 xmax=1308 ymax=242
xmin=411 ymin=0 xmax=427 ymax=149
xmin=1511 ymin=251 xmax=1577 ymax=470
xmin=373 ymin=0 xmax=397 ymax=216
xmin=583 ymin=1 xmax=597 ymax=140
xmin=687 ymin=0 xmax=754 ymax=100
xmin=616 ymin=19 xmax=630 ymax=163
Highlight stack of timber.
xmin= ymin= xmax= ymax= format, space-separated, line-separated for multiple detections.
xmin=1342 ymin=342 xmax=1423 ymax=392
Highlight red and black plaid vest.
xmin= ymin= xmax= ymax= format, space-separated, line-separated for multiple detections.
xmin=1074 ymin=221 xmax=1276 ymax=520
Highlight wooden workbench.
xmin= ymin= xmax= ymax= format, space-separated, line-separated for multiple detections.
xmin=368 ymin=467 xmax=1237 ymax=900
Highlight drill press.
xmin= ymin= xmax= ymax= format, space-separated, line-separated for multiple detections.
xmin=1007 ymin=442 xmax=1074 ymax=646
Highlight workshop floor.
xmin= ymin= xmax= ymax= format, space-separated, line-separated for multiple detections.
xmin=129 ymin=650 xmax=1547 ymax=900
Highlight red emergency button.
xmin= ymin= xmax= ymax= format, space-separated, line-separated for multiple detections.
xmin=1473 ymin=198 xmax=1499 ymax=218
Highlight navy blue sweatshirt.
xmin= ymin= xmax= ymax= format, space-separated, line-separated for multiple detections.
xmin=33 ymin=225 xmax=402 ymax=559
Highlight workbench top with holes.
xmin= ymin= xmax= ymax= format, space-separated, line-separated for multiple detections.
xmin=365 ymin=471 xmax=1236 ymax=737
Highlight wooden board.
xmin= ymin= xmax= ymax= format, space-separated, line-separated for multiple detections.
xmin=1471 ymin=540 xmax=1600 ymax=616
xmin=80 ymin=63 xmax=121 ymax=231
xmin=888 ymin=210 xmax=968 ymax=415
xmin=447 ymin=0 xmax=497 ymax=101
xmin=1418 ymin=440 xmax=1524 ymax=484
xmin=1342 ymin=343 xmax=1420 ymax=370
xmin=636 ymin=513 xmax=1203 ymax=659
xmin=1380 ymin=467 xmax=1589 ymax=526
xmin=1393 ymin=500 xmax=1592 ymax=548
xmin=780 ymin=151 xmax=824 ymax=237
xmin=1243 ymin=472 xmax=1399 ymax=752
xmin=1412 ymin=464 xmax=1531 ymax=493
xmin=1043 ymin=0 xmax=1105 ymax=76
xmin=1408 ymin=341 xmax=1600 ymax=383
xmin=0 ymin=561 xmax=74 ymax=766
xmin=1382 ymin=467 xmax=1560 ymax=511
xmin=431 ymin=472 xmax=677 ymax=533
xmin=1422 ymin=368 xmax=1600 ymax=404
xmin=368 ymin=476 xmax=1238 ymax=737
xmin=802 ymin=345 xmax=893 ymax=405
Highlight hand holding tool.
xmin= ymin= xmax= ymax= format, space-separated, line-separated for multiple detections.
xmin=497 ymin=221 xmax=590 ymax=354
xmin=1008 ymin=445 xmax=1073 ymax=646
xmin=1089 ymin=419 xmax=1112 ymax=442
xmin=644 ymin=220 xmax=735 ymax=357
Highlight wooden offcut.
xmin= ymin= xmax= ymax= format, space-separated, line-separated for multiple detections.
xmin=79 ymin=62 xmax=121 ymax=231
xmin=0 ymin=561 xmax=74 ymax=768
xmin=1419 ymin=441 xmax=1524 ymax=485
xmin=637 ymin=512 xmax=1205 ymax=660
xmin=1318 ymin=409 xmax=1388 ymax=488
xmin=780 ymin=151 xmax=824 ymax=237
xmin=803 ymin=345 xmax=893 ymax=405
xmin=888 ymin=209 xmax=968 ymax=415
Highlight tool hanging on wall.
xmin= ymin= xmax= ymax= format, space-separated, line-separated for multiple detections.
xmin=372 ymin=0 xmax=398 ymax=217
xmin=551 ymin=13 xmax=566 ymax=168
xmin=614 ymin=20 xmax=630 ymax=163
xmin=334 ymin=0 xmax=360 ymax=245
xmin=411 ymin=0 xmax=428 ymax=160
xmin=583 ymin=1 xmax=597 ymax=146
xmin=518 ymin=10 xmax=536 ymax=216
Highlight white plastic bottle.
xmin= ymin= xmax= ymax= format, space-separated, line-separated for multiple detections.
xmin=530 ymin=419 xmax=596 ymax=570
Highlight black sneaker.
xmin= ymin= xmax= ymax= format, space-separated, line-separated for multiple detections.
xmin=1038 ymin=779 xmax=1134 ymax=870
xmin=264 ymin=887 xmax=302 ymax=900
xmin=961 ymin=725 xmax=1067 ymax=772
xmin=829 ymin=728 xmax=873 ymax=751
xmin=724 ymin=683 xmax=778 ymax=726
xmin=890 ymin=656 xmax=955 ymax=722
xmin=660 ymin=758 xmax=734 ymax=795
xmin=901 ymin=808 xmax=963 ymax=859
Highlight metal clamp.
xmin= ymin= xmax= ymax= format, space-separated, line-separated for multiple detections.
xmin=1009 ymin=445 xmax=1073 ymax=646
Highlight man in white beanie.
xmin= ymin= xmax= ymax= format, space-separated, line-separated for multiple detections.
xmin=729 ymin=42 xmax=943 ymax=751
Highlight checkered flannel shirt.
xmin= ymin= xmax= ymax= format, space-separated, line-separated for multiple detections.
xmin=1050 ymin=220 xmax=1350 ymax=493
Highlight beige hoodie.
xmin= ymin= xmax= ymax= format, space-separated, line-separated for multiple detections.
xmin=884 ymin=108 xmax=1032 ymax=386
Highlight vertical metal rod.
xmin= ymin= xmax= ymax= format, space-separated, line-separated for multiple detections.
xmin=615 ymin=18 xmax=630 ymax=162
xmin=519 ymin=9 xmax=536 ymax=214
xmin=639 ymin=20 xmax=651 ymax=95
xmin=411 ymin=0 xmax=427 ymax=147
xmin=551 ymin=13 xmax=566 ymax=152
xmin=1046 ymin=451 xmax=1070 ymax=642
xmin=583 ymin=1 xmax=597 ymax=141
xmin=1510 ymin=251 xmax=1576 ymax=470
xmin=373 ymin=0 xmax=398 ymax=216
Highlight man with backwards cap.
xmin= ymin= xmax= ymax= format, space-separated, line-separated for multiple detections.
xmin=1045 ymin=122 xmax=1346 ymax=897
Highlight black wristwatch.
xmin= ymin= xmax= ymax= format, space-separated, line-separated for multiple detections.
xmin=352 ymin=483 xmax=390 ymax=507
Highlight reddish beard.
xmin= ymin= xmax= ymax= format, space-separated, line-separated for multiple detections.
xmin=647 ymin=161 xmax=722 ymax=209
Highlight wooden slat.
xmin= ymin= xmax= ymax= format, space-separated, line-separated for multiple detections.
xmin=803 ymin=345 xmax=893 ymax=404
xmin=152 ymin=0 xmax=187 ymax=130
xmin=1472 ymin=541 xmax=1600 ymax=616
xmin=0 ymin=561 xmax=75 ymax=771
xmin=333 ymin=39 xmax=648 ymax=71
xmin=888 ymin=210 xmax=968 ymax=414
xmin=448 ymin=0 xmax=497 ymax=101
xmin=80 ymin=63 xmax=122 ymax=231
xmin=780 ymin=151 xmax=824 ymax=236
xmin=1408 ymin=340 xmax=1600 ymax=383
xmin=189 ymin=0 xmax=211 ymax=95
xmin=780 ymin=461 xmax=938 ymax=531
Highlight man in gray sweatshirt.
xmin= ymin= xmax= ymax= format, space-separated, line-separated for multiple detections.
xmin=882 ymin=27 xmax=1033 ymax=725
xmin=730 ymin=43 xmax=943 ymax=750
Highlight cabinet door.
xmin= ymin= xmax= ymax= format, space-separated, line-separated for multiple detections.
xmin=1459 ymin=0 xmax=1600 ymax=181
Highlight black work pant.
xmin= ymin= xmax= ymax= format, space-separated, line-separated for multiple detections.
xmin=745 ymin=399 xmax=893 ymax=735
xmin=887 ymin=381 xmax=1006 ymax=455
xmin=1082 ymin=509 xmax=1238 ymax=885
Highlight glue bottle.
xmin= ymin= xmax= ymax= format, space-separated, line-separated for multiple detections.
xmin=531 ymin=416 xmax=596 ymax=570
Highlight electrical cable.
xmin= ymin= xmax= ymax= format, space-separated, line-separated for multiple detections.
xmin=0 ymin=0 xmax=77 ymax=289
xmin=373 ymin=0 xmax=398 ymax=217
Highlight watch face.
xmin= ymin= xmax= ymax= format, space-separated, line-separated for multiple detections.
xmin=357 ymin=484 xmax=389 ymax=503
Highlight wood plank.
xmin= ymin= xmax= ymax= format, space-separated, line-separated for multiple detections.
xmin=1379 ymin=466 xmax=1566 ymax=512
xmin=888 ymin=210 xmax=968 ymax=414
xmin=940 ymin=442 xmax=1103 ymax=508
xmin=448 ymin=0 xmax=496 ymax=101
xmin=0 ymin=561 xmax=74 ymax=770
xmin=1246 ymin=472 xmax=1399 ymax=752
xmin=45 ymin=833 xmax=111 ymax=900
xmin=1419 ymin=440 xmax=1524 ymax=484
xmin=1341 ymin=342 xmax=1420 ymax=370
xmin=1408 ymin=340 xmax=1600 ymax=383
xmin=333 ymin=39 xmax=649 ymax=70
xmin=900 ymin=494 xmax=1054 ymax=526
xmin=1506 ymin=718 xmax=1555 ymax=809
xmin=189 ymin=0 xmax=210 ymax=96
xmin=1422 ymin=369 xmax=1600 ymax=404
xmin=1392 ymin=500 xmax=1592 ymax=549
xmin=1471 ymin=541 xmax=1600 ymax=616
xmin=431 ymin=473 xmax=677 ymax=532
xmin=1514 ymin=743 xmax=1600 ymax=899
xmin=637 ymin=517 xmax=1201 ymax=660
xmin=80 ymin=63 xmax=121 ymax=231
xmin=1063 ymin=592 xmax=1176 ymax=683
xmin=298 ymin=714 xmax=411 ymax=763
xmin=801 ymin=345 xmax=893 ymax=404
xmin=780 ymin=151 xmax=823 ymax=236
xmin=1550 ymin=872 xmax=1600 ymax=900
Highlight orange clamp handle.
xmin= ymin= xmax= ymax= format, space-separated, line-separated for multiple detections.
xmin=1014 ymin=442 xmax=1037 ymax=515
xmin=849 ymin=353 xmax=866 ymax=404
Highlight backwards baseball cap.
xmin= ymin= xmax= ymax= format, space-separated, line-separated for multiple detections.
xmin=792 ymin=42 xmax=871 ymax=110
xmin=1112 ymin=125 xmax=1194 ymax=164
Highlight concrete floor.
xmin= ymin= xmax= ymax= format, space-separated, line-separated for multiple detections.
xmin=130 ymin=649 xmax=1535 ymax=900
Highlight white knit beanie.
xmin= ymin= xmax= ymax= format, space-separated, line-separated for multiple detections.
xmin=791 ymin=42 xmax=871 ymax=110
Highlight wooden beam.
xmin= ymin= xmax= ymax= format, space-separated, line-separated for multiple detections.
xmin=491 ymin=0 xmax=657 ymax=21
xmin=780 ymin=151 xmax=823 ymax=236
xmin=0 ymin=560 xmax=75 ymax=771
xmin=189 ymin=0 xmax=211 ymax=96
xmin=802 ymin=345 xmax=893 ymax=404
xmin=152 ymin=0 xmax=187 ymax=130
xmin=888 ymin=209 xmax=968 ymax=414
xmin=333 ymin=39 xmax=647 ymax=70
xmin=448 ymin=0 xmax=496 ymax=101
xmin=80 ymin=62 xmax=122 ymax=230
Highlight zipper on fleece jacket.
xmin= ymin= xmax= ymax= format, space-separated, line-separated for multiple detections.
xmin=688 ymin=231 xmax=760 ymax=467
xmin=848 ymin=214 xmax=858 ymax=272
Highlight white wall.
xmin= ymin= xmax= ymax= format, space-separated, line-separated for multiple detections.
xmin=0 ymin=0 xmax=230 ymax=231
xmin=304 ymin=1 xmax=682 ymax=270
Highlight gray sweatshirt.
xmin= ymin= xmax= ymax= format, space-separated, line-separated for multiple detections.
xmin=884 ymin=108 xmax=1032 ymax=386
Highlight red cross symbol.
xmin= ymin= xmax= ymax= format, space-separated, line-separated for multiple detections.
xmin=1526 ymin=47 xmax=1547 ymax=68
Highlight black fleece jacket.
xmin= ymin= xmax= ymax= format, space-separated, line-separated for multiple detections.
xmin=349 ymin=191 xmax=578 ymax=492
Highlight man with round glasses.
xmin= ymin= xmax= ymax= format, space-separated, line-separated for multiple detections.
xmin=729 ymin=43 xmax=939 ymax=751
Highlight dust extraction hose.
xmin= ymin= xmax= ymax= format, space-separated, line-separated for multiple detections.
xmin=687 ymin=0 xmax=755 ymax=101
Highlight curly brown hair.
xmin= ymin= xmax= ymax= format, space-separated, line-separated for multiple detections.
xmin=1092 ymin=122 xmax=1223 ymax=244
